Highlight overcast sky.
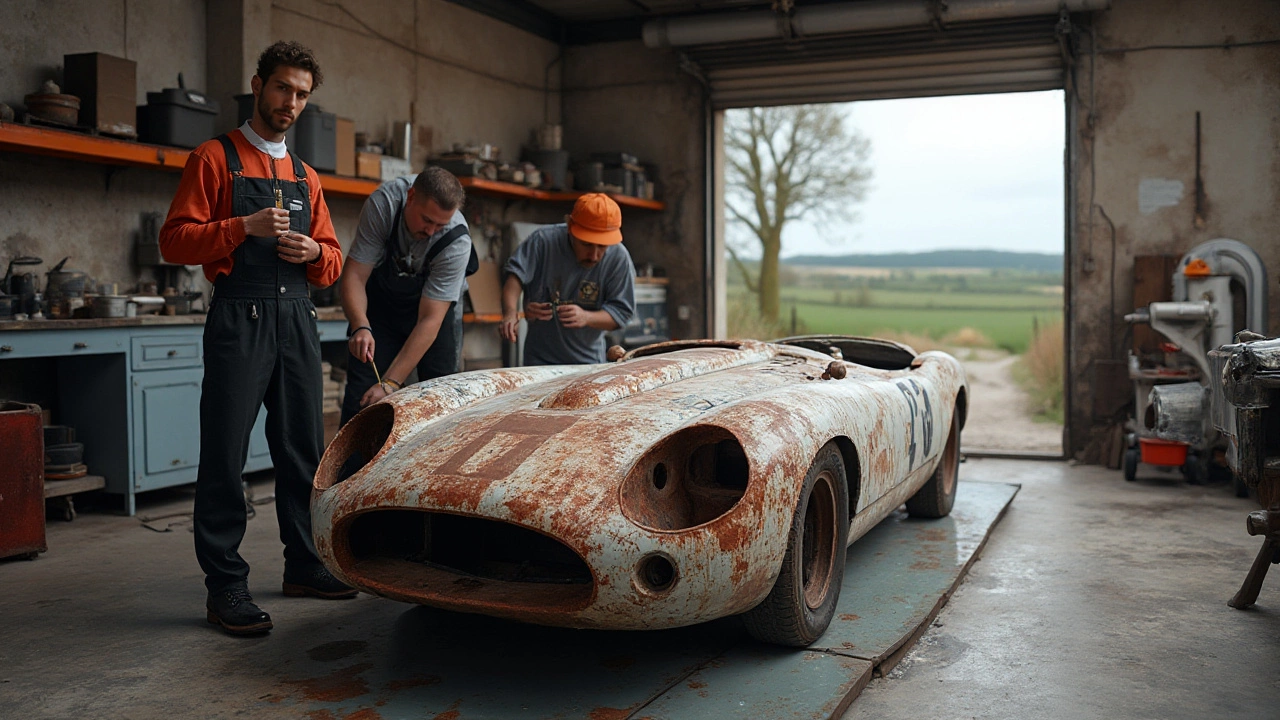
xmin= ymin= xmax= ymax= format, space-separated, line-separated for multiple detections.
xmin=731 ymin=90 xmax=1066 ymax=258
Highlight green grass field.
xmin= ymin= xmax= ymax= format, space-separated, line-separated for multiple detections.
xmin=782 ymin=302 xmax=1060 ymax=353
xmin=729 ymin=267 xmax=1063 ymax=353
xmin=780 ymin=287 xmax=1061 ymax=311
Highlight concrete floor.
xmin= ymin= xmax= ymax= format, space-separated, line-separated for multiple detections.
xmin=1 ymin=459 xmax=1276 ymax=719
xmin=844 ymin=459 xmax=1280 ymax=720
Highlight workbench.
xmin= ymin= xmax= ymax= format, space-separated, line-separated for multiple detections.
xmin=0 ymin=312 xmax=348 ymax=515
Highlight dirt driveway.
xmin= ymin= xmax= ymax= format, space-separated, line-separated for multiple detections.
xmin=956 ymin=350 xmax=1062 ymax=454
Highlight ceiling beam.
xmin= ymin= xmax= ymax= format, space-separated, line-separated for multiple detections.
xmin=444 ymin=0 xmax=565 ymax=43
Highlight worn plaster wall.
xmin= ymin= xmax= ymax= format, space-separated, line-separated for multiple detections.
xmin=268 ymin=0 xmax=561 ymax=170
xmin=562 ymin=40 xmax=709 ymax=341
xmin=0 ymin=0 xmax=206 ymax=288
xmin=1067 ymin=0 xmax=1280 ymax=461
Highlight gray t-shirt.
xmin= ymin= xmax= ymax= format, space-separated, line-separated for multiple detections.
xmin=505 ymin=223 xmax=636 ymax=365
xmin=347 ymin=175 xmax=470 ymax=302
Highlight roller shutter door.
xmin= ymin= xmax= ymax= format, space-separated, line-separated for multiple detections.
xmin=684 ymin=16 xmax=1068 ymax=108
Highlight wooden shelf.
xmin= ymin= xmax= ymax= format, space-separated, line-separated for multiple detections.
xmin=0 ymin=122 xmax=667 ymax=209
xmin=1 ymin=121 xmax=380 ymax=200
xmin=319 ymin=175 xmax=381 ymax=199
xmin=458 ymin=177 xmax=665 ymax=211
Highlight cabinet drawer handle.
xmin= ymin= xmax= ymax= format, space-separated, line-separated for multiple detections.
xmin=167 ymin=350 xmax=178 ymax=357
xmin=0 ymin=345 xmax=11 ymax=353
xmin=73 ymin=342 xmax=88 ymax=349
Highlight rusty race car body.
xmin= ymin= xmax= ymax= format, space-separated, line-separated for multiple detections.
xmin=314 ymin=336 xmax=968 ymax=646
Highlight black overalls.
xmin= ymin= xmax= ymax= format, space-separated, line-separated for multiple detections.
xmin=194 ymin=135 xmax=326 ymax=594
xmin=338 ymin=207 xmax=466 ymax=426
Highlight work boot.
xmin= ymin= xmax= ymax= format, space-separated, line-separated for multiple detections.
xmin=206 ymin=587 xmax=273 ymax=636
xmin=283 ymin=566 xmax=358 ymax=599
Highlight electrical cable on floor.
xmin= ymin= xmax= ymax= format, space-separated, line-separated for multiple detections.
xmin=137 ymin=481 xmax=274 ymax=531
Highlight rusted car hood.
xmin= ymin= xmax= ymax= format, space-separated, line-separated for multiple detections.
xmin=313 ymin=339 xmax=967 ymax=629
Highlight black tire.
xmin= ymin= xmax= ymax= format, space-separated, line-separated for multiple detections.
xmin=1123 ymin=447 xmax=1139 ymax=482
xmin=906 ymin=407 xmax=961 ymax=518
xmin=1183 ymin=452 xmax=1207 ymax=485
xmin=1234 ymin=472 xmax=1250 ymax=499
xmin=743 ymin=441 xmax=849 ymax=647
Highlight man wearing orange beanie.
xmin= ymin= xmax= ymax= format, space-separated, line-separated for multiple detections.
xmin=499 ymin=193 xmax=636 ymax=364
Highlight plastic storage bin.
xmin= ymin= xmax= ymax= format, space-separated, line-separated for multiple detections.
xmin=231 ymin=96 xmax=340 ymax=173
xmin=1139 ymin=437 xmax=1189 ymax=466
xmin=137 ymin=88 xmax=219 ymax=148
xmin=292 ymin=105 xmax=337 ymax=173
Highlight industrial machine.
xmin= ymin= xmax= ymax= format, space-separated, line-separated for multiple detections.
xmin=1208 ymin=333 xmax=1280 ymax=607
xmin=1123 ymin=239 xmax=1268 ymax=490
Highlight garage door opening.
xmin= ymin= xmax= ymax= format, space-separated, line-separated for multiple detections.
xmin=719 ymin=90 xmax=1064 ymax=456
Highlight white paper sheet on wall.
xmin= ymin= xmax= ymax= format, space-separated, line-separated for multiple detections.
xmin=1138 ymin=178 xmax=1184 ymax=215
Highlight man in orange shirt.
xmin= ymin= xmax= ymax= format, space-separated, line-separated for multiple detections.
xmin=160 ymin=41 xmax=354 ymax=637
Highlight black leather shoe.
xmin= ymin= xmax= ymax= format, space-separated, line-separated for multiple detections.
xmin=283 ymin=566 xmax=358 ymax=599
xmin=206 ymin=587 xmax=273 ymax=636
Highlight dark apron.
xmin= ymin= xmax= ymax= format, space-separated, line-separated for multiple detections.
xmin=339 ymin=210 xmax=468 ymax=427
xmin=212 ymin=135 xmax=311 ymax=299
xmin=194 ymin=134 xmax=325 ymax=593
xmin=365 ymin=207 xmax=469 ymax=336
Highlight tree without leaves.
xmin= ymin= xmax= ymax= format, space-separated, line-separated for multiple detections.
xmin=725 ymin=104 xmax=871 ymax=322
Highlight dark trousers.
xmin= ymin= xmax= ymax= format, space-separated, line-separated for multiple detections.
xmin=194 ymin=297 xmax=324 ymax=593
xmin=340 ymin=304 xmax=462 ymax=426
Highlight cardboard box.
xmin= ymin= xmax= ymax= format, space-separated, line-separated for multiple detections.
xmin=63 ymin=52 xmax=136 ymax=137
xmin=465 ymin=260 xmax=503 ymax=316
xmin=335 ymin=118 xmax=355 ymax=176
xmin=356 ymin=151 xmax=382 ymax=179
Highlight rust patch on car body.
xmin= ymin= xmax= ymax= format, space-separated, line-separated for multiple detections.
xmin=312 ymin=338 xmax=968 ymax=632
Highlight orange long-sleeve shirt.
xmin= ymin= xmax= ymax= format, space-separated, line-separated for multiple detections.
xmin=159 ymin=129 xmax=342 ymax=287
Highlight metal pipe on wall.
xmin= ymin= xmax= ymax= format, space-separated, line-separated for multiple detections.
xmin=643 ymin=0 xmax=1111 ymax=48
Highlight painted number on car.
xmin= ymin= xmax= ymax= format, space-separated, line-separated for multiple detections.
xmin=895 ymin=379 xmax=934 ymax=470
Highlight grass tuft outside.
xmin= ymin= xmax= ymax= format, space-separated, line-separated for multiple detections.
xmin=1013 ymin=319 xmax=1065 ymax=423
xmin=865 ymin=330 xmax=947 ymax=354
xmin=940 ymin=326 xmax=995 ymax=348
xmin=726 ymin=295 xmax=809 ymax=340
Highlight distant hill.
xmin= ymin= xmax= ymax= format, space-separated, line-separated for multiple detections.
xmin=782 ymin=250 xmax=1063 ymax=272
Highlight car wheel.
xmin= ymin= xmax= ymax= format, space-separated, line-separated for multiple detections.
xmin=906 ymin=407 xmax=961 ymax=518
xmin=742 ymin=441 xmax=849 ymax=647
xmin=1123 ymin=447 xmax=1139 ymax=482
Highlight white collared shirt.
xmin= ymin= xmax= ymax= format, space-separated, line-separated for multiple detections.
xmin=239 ymin=120 xmax=287 ymax=159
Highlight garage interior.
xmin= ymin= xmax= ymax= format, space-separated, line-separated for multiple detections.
xmin=2 ymin=1 xmax=1278 ymax=718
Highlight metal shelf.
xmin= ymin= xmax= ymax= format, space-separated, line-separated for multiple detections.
xmin=457 ymin=176 xmax=666 ymax=211
xmin=0 ymin=122 xmax=667 ymax=210
xmin=0 ymin=121 xmax=379 ymax=200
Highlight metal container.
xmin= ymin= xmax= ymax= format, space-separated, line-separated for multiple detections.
xmin=164 ymin=293 xmax=192 ymax=315
xmin=43 ymin=425 xmax=75 ymax=447
xmin=91 ymin=294 xmax=128 ymax=318
xmin=0 ymin=401 xmax=46 ymax=559
xmin=137 ymin=85 xmax=220 ymax=148
xmin=45 ymin=442 xmax=84 ymax=467
xmin=522 ymin=148 xmax=569 ymax=190
xmin=46 ymin=258 xmax=89 ymax=311
xmin=23 ymin=92 xmax=80 ymax=125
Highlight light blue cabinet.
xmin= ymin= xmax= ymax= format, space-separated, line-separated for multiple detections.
xmin=0 ymin=319 xmax=346 ymax=514
xmin=133 ymin=366 xmax=204 ymax=482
